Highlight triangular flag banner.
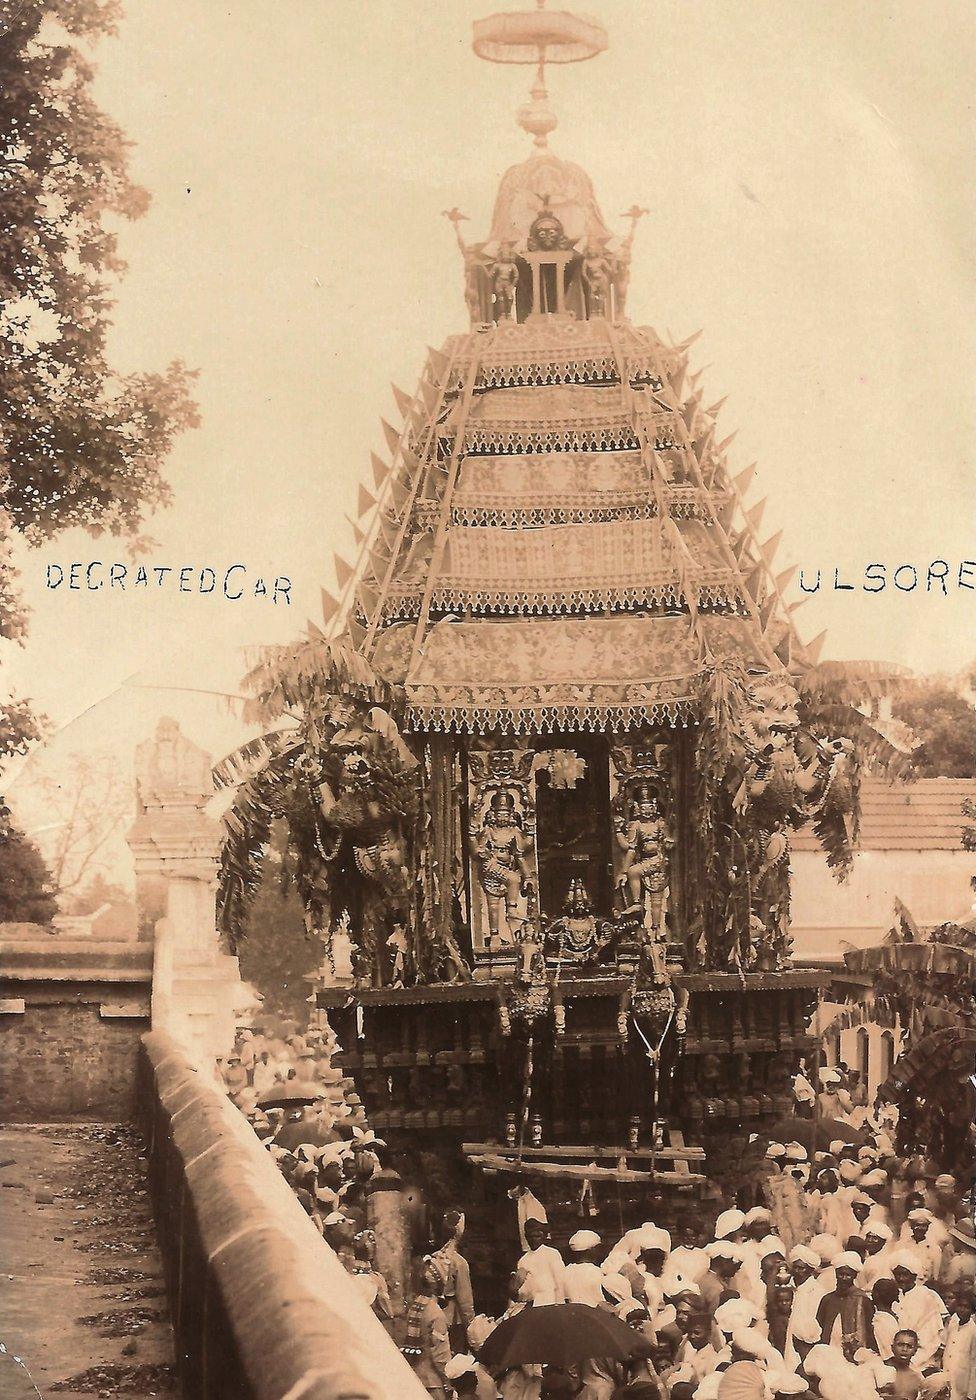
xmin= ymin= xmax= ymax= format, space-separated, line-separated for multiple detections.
xmin=744 ymin=562 xmax=764 ymax=600
xmin=390 ymin=477 xmax=411 ymax=511
xmin=357 ymin=583 xmax=378 ymax=616
xmin=671 ymin=362 xmax=687 ymax=401
xmin=716 ymin=431 xmax=738 ymax=453
xmin=346 ymin=614 xmax=366 ymax=649
xmin=401 ymin=446 xmax=421 ymax=475
xmin=352 ymin=521 xmax=365 ymax=546
xmin=746 ymin=498 xmax=767 ymax=532
xmin=381 ymin=419 xmax=401 ymax=454
xmin=357 ymin=482 xmax=377 ymax=517
xmin=379 ymin=513 xmax=399 ymax=550
xmin=759 ymin=594 xmax=778 ymax=629
xmin=421 ymin=378 xmax=439 ymax=414
xmin=733 ymin=464 xmax=756 ymax=495
xmin=307 ymin=618 xmax=326 ymax=639
xmin=682 ymin=392 xmax=702 ymax=431
xmin=427 ymin=345 xmax=449 ymax=379
xmin=760 ymin=531 xmax=782 ymax=566
xmin=804 ymin=630 xmax=828 ymax=665
xmin=370 ymin=452 xmax=391 ymax=489
xmin=334 ymin=554 xmax=354 ymax=588
xmin=678 ymin=329 xmax=703 ymax=352
xmin=392 ymin=383 xmax=413 ymax=416
xmin=707 ymin=396 xmax=728 ymax=416
xmin=717 ymin=498 xmax=737 ymax=530
xmin=321 ymin=587 xmax=341 ymax=623
xmin=775 ymin=565 xmax=798 ymax=592
xmin=773 ymin=633 xmax=792 ymax=666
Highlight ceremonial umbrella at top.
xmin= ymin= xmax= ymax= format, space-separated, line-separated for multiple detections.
xmin=479 ymin=1304 xmax=641 ymax=1370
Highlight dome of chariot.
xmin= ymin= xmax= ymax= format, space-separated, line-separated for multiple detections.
xmin=488 ymin=149 xmax=614 ymax=253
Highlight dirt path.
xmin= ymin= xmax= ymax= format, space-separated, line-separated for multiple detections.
xmin=0 ymin=1123 xmax=180 ymax=1398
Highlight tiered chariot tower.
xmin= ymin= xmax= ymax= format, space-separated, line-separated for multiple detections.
xmin=315 ymin=5 xmax=830 ymax=1247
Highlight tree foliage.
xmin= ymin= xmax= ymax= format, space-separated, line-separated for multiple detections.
xmin=893 ymin=678 xmax=976 ymax=778
xmin=0 ymin=802 xmax=58 ymax=924
xmin=0 ymin=0 xmax=198 ymax=762
xmin=29 ymin=748 xmax=130 ymax=902
xmin=234 ymin=821 xmax=328 ymax=1020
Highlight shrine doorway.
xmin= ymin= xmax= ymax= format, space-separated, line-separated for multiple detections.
xmin=532 ymin=738 xmax=613 ymax=920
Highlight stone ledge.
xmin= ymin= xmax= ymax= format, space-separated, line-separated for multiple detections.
xmin=139 ymin=1030 xmax=426 ymax=1400
xmin=0 ymin=940 xmax=154 ymax=986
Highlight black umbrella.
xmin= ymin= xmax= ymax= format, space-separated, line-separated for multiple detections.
xmin=765 ymin=1116 xmax=862 ymax=1149
xmin=256 ymin=1085 xmax=324 ymax=1110
xmin=479 ymin=1304 xmax=641 ymax=1370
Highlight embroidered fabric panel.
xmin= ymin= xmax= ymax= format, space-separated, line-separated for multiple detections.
xmin=404 ymin=614 xmax=768 ymax=685
xmin=440 ymin=518 xmax=732 ymax=581
xmin=468 ymin=384 xmax=628 ymax=421
xmin=455 ymin=450 xmax=645 ymax=497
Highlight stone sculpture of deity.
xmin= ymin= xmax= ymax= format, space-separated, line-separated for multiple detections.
xmin=582 ymin=242 xmax=612 ymax=318
xmin=469 ymin=788 xmax=536 ymax=946
xmin=491 ymin=242 xmax=519 ymax=321
xmin=614 ymin=783 xmax=674 ymax=936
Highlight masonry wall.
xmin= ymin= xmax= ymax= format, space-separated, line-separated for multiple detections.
xmin=138 ymin=1030 xmax=427 ymax=1400
xmin=0 ymin=940 xmax=153 ymax=1120
xmin=0 ymin=992 xmax=149 ymax=1119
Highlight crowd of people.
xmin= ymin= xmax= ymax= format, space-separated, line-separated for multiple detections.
xmin=220 ymin=1034 xmax=975 ymax=1400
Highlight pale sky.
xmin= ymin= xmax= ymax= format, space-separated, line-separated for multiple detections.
xmin=5 ymin=0 xmax=975 ymax=852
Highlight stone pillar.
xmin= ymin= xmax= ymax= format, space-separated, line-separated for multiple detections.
xmin=127 ymin=717 xmax=242 ymax=1069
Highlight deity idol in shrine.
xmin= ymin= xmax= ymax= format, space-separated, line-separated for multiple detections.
xmin=469 ymin=788 xmax=537 ymax=949
xmin=614 ymin=783 xmax=675 ymax=937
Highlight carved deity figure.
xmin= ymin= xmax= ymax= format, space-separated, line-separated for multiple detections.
xmin=527 ymin=205 xmax=569 ymax=252
xmin=543 ymin=879 xmax=604 ymax=965
xmin=615 ymin=784 xmax=674 ymax=936
xmin=582 ymin=242 xmax=612 ymax=318
xmin=491 ymin=241 xmax=519 ymax=322
xmin=463 ymin=252 xmax=484 ymax=324
xmin=469 ymin=789 xmax=535 ymax=946
xmin=610 ymin=247 xmax=631 ymax=318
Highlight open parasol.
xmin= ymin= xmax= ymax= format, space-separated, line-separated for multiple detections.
xmin=479 ymin=1303 xmax=640 ymax=1370
xmin=765 ymin=1117 xmax=862 ymax=1150
xmin=256 ymin=1085 xmax=324 ymax=1110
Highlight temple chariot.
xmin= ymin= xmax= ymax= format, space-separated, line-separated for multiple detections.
xmin=221 ymin=3 xmax=863 ymax=1296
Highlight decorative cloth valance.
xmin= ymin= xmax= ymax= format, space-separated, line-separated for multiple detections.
xmin=395 ymin=614 xmax=773 ymax=730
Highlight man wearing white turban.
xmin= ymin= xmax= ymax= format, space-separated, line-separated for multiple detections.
xmin=787 ymin=1246 xmax=826 ymax=1358
xmin=565 ymin=1230 xmax=606 ymax=1307
xmin=860 ymin=1221 xmax=897 ymax=1290
xmin=816 ymin=1252 xmax=875 ymax=1353
xmin=891 ymin=1253 xmax=949 ymax=1372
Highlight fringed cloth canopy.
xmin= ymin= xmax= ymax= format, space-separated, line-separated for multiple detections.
xmin=369 ymin=613 xmax=774 ymax=734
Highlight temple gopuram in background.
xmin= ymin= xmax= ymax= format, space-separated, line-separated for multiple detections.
xmin=220 ymin=4 xmax=869 ymax=1285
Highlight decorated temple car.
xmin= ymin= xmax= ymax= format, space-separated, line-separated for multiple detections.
xmin=215 ymin=4 xmax=910 ymax=1277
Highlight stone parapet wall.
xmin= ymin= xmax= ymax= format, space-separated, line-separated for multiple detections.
xmin=138 ymin=1030 xmax=427 ymax=1400
xmin=0 ymin=940 xmax=152 ymax=1119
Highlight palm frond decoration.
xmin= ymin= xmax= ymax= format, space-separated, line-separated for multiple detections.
xmin=240 ymin=634 xmax=398 ymax=725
